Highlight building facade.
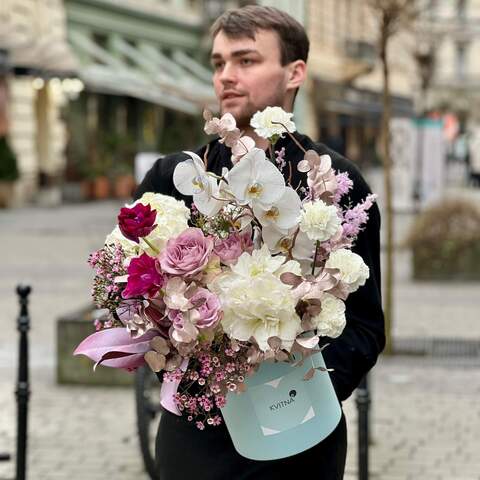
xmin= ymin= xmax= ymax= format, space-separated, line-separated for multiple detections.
xmin=306 ymin=0 xmax=416 ymax=168
xmin=0 ymin=0 xmax=77 ymax=206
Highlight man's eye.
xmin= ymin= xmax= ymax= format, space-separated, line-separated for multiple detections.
xmin=213 ymin=62 xmax=224 ymax=70
xmin=240 ymin=58 xmax=253 ymax=66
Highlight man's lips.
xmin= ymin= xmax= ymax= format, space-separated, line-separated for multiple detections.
xmin=222 ymin=93 xmax=243 ymax=101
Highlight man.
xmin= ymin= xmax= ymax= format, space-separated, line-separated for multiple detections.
xmin=135 ymin=5 xmax=385 ymax=479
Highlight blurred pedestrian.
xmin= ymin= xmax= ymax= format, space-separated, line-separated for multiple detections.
xmin=468 ymin=127 xmax=480 ymax=187
xmin=135 ymin=5 xmax=384 ymax=479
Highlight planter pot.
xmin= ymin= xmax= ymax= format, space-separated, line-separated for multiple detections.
xmin=0 ymin=181 xmax=14 ymax=208
xmin=113 ymin=174 xmax=136 ymax=199
xmin=220 ymin=351 xmax=341 ymax=461
xmin=91 ymin=176 xmax=110 ymax=200
xmin=57 ymin=305 xmax=133 ymax=386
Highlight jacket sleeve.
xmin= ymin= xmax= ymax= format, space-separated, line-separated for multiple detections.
xmin=322 ymin=162 xmax=385 ymax=402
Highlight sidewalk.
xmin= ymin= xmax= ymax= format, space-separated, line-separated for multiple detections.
xmin=0 ymin=201 xmax=479 ymax=479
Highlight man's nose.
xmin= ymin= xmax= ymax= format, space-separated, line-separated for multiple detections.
xmin=219 ymin=63 xmax=237 ymax=85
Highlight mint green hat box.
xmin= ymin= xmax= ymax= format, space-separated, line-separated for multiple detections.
xmin=220 ymin=351 xmax=341 ymax=461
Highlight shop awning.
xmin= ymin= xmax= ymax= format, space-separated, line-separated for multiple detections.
xmin=69 ymin=30 xmax=216 ymax=115
xmin=0 ymin=0 xmax=78 ymax=76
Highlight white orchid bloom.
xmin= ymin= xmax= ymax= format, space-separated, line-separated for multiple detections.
xmin=227 ymin=148 xmax=285 ymax=208
xmin=173 ymin=151 xmax=224 ymax=216
xmin=263 ymin=225 xmax=314 ymax=260
xmin=253 ymin=186 xmax=302 ymax=230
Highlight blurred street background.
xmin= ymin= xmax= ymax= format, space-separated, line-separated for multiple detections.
xmin=1 ymin=1 xmax=480 ymax=479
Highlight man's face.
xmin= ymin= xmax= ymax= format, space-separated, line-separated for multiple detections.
xmin=211 ymin=29 xmax=291 ymax=129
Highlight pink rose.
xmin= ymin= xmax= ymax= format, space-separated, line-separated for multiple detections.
xmin=189 ymin=288 xmax=222 ymax=329
xmin=160 ymin=228 xmax=213 ymax=276
xmin=213 ymin=231 xmax=253 ymax=265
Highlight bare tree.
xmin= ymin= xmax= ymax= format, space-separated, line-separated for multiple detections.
xmin=367 ymin=0 xmax=420 ymax=354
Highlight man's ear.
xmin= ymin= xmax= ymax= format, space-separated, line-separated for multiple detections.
xmin=286 ymin=60 xmax=307 ymax=91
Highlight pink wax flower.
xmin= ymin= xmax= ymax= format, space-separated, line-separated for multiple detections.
xmin=118 ymin=203 xmax=157 ymax=243
xmin=122 ymin=253 xmax=165 ymax=299
xmin=190 ymin=288 xmax=222 ymax=329
xmin=160 ymin=228 xmax=213 ymax=276
xmin=213 ymin=230 xmax=253 ymax=265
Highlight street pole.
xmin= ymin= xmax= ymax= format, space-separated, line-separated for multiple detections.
xmin=356 ymin=375 xmax=370 ymax=480
xmin=15 ymin=285 xmax=31 ymax=480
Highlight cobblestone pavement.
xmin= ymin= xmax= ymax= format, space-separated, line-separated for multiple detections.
xmin=0 ymin=201 xmax=479 ymax=479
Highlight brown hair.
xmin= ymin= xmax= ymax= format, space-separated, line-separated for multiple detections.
xmin=210 ymin=5 xmax=309 ymax=66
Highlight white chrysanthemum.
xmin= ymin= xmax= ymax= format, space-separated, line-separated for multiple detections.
xmin=250 ymin=106 xmax=296 ymax=139
xmin=133 ymin=192 xmax=190 ymax=254
xmin=299 ymin=200 xmax=342 ymax=242
xmin=312 ymin=294 xmax=346 ymax=338
xmin=325 ymin=249 xmax=370 ymax=293
xmin=105 ymin=226 xmax=139 ymax=256
xmin=211 ymin=247 xmax=301 ymax=351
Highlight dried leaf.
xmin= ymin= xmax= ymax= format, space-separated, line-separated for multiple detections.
xmin=144 ymin=351 xmax=166 ymax=372
xmin=165 ymin=354 xmax=183 ymax=372
xmin=150 ymin=336 xmax=170 ymax=355
xmin=303 ymin=368 xmax=316 ymax=381
xmin=275 ymin=350 xmax=289 ymax=362
xmin=267 ymin=336 xmax=282 ymax=350
xmin=237 ymin=382 xmax=247 ymax=393
xmin=297 ymin=159 xmax=311 ymax=173
xmin=305 ymin=149 xmax=321 ymax=163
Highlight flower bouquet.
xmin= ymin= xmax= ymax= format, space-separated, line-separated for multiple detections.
xmin=74 ymin=107 xmax=376 ymax=460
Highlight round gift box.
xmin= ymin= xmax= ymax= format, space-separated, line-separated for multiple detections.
xmin=220 ymin=351 xmax=341 ymax=461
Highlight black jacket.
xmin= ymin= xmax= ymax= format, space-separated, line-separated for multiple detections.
xmin=134 ymin=132 xmax=385 ymax=479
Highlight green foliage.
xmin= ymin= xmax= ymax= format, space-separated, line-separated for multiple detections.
xmin=0 ymin=136 xmax=19 ymax=182
xmin=406 ymin=198 xmax=480 ymax=280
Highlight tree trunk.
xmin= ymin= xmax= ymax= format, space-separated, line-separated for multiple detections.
xmin=380 ymin=25 xmax=394 ymax=355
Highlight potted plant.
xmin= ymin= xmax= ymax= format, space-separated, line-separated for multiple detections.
xmin=0 ymin=135 xmax=19 ymax=208
xmin=405 ymin=198 xmax=480 ymax=281
xmin=112 ymin=161 xmax=135 ymax=199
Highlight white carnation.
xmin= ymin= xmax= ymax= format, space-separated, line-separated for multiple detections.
xmin=211 ymin=248 xmax=301 ymax=352
xmin=133 ymin=192 xmax=190 ymax=254
xmin=312 ymin=294 xmax=346 ymax=338
xmin=250 ymin=106 xmax=296 ymax=139
xmin=325 ymin=249 xmax=369 ymax=293
xmin=299 ymin=200 xmax=342 ymax=242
